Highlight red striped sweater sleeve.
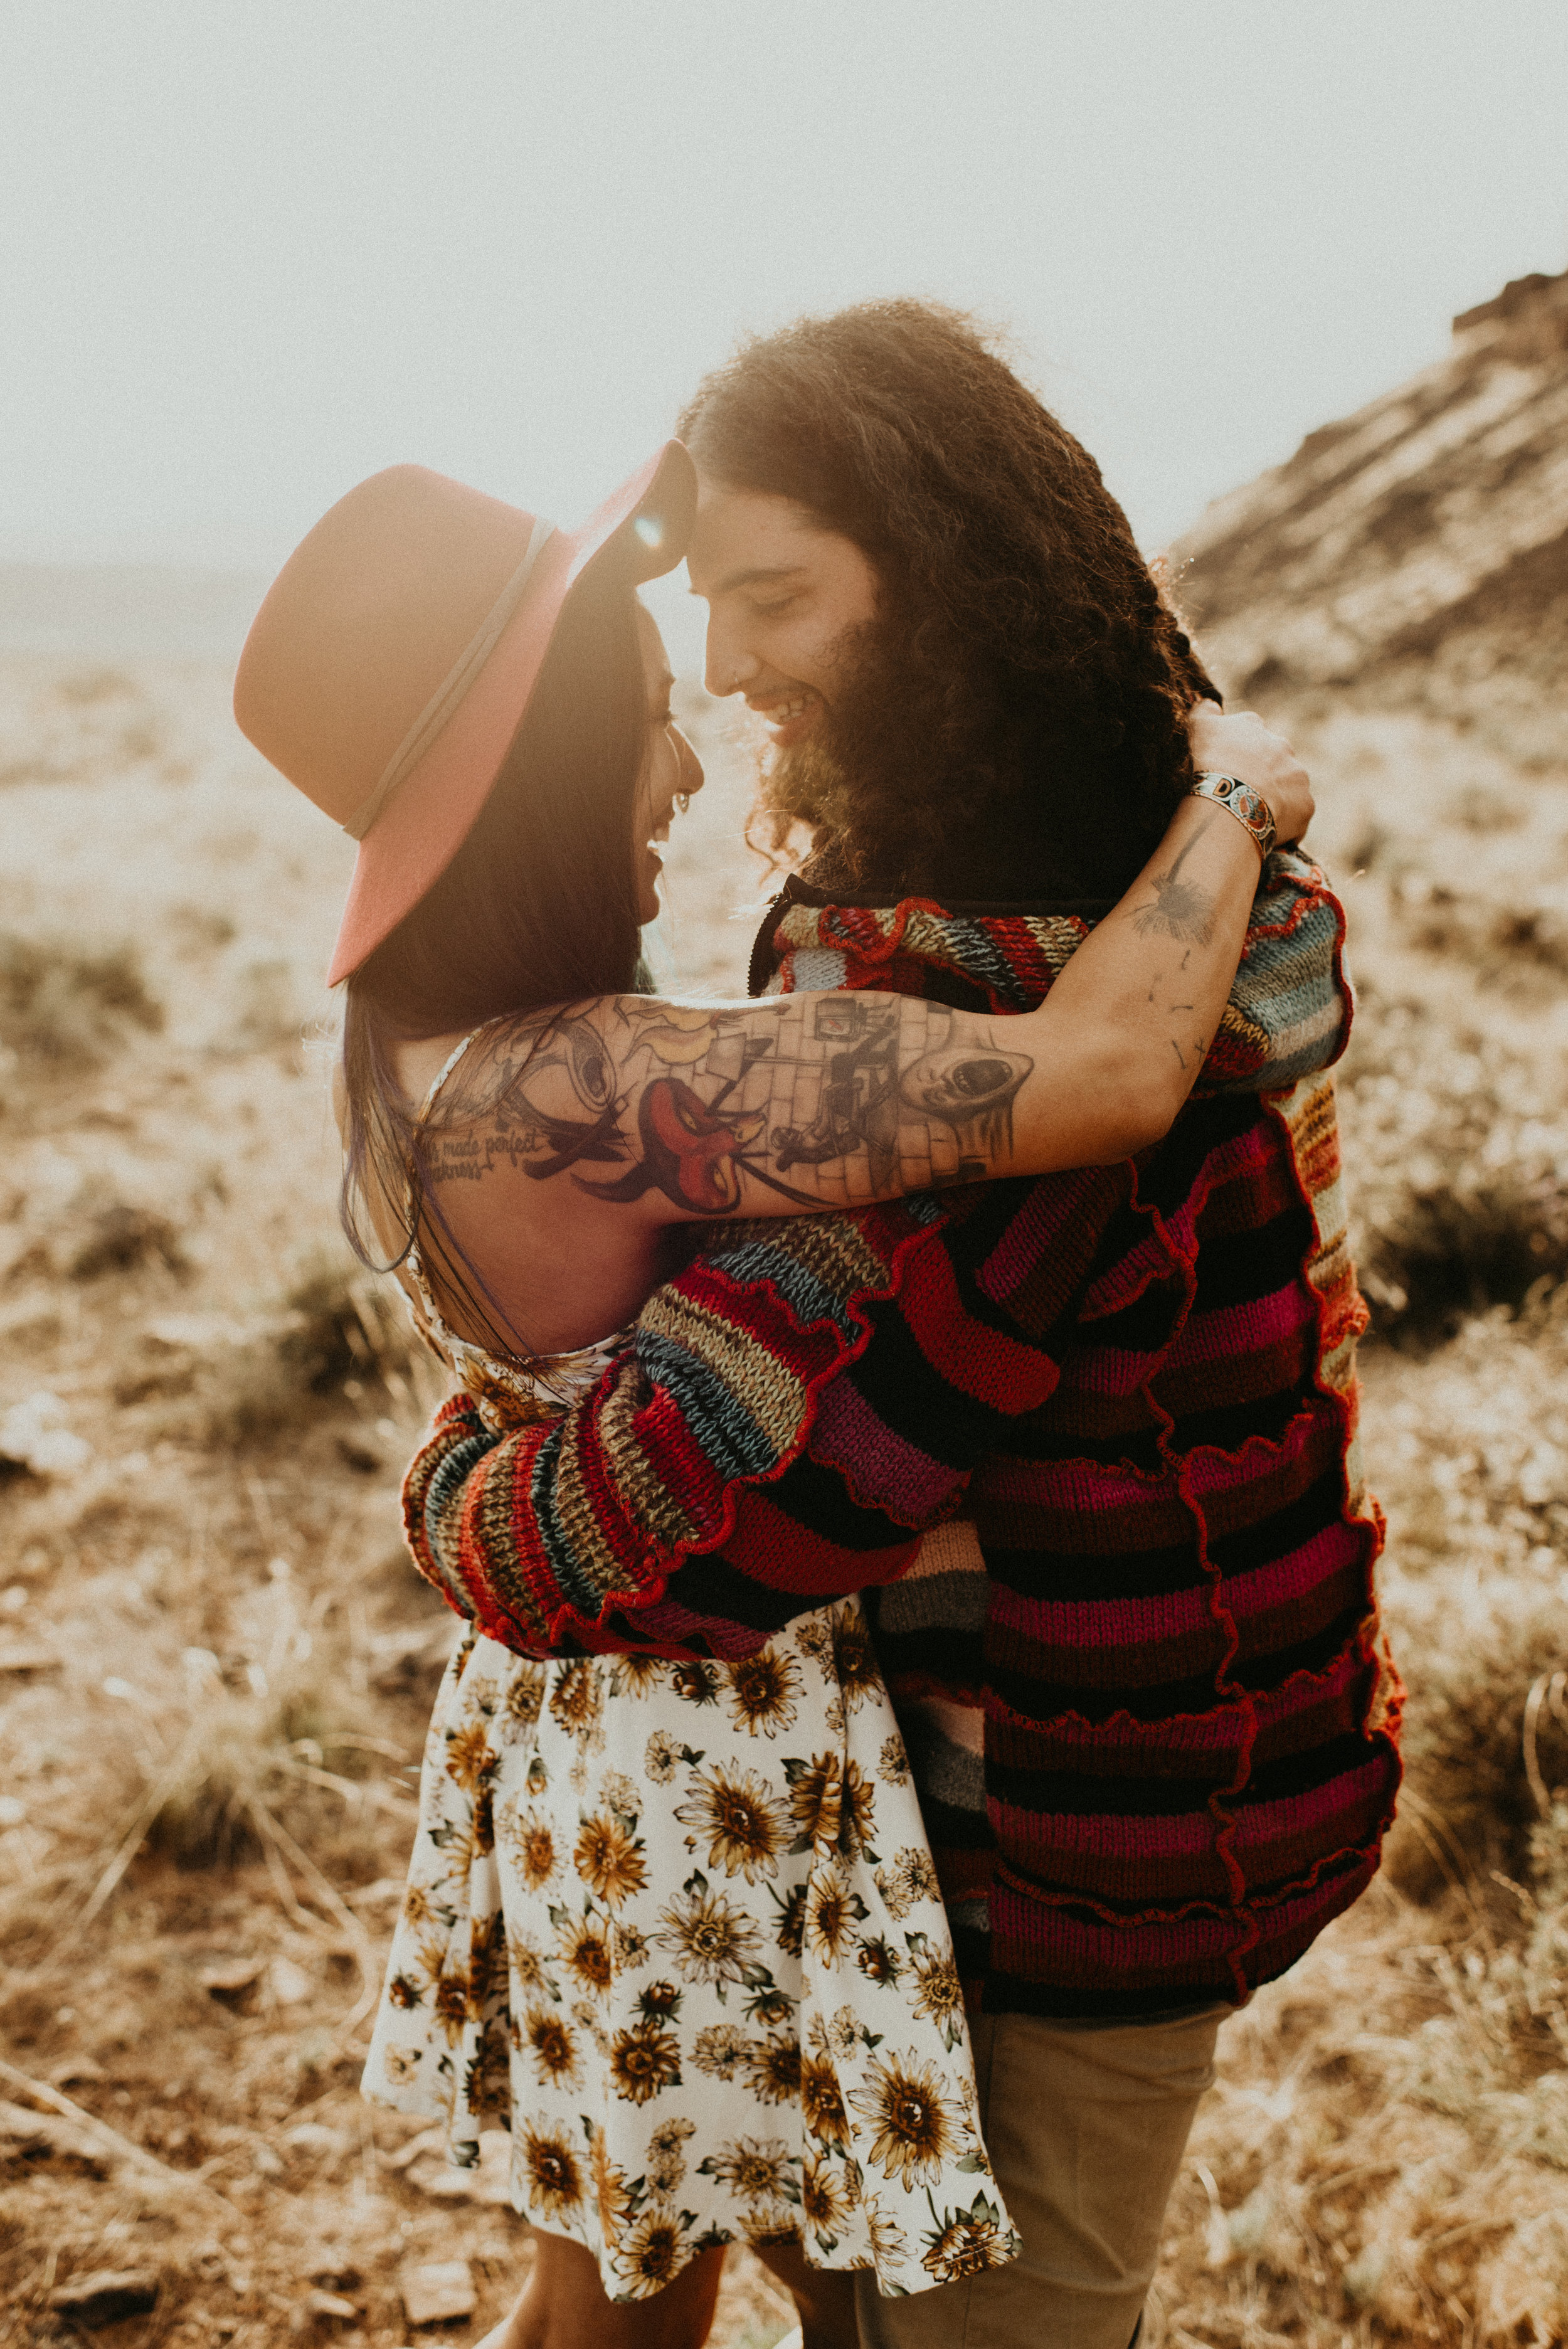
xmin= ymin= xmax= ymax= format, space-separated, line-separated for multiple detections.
xmin=400 ymin=1194 xmax=988 ymax=1658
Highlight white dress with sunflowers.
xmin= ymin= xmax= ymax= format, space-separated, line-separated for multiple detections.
xmin=361 ymin=1032 xmax=1017 ymax=2303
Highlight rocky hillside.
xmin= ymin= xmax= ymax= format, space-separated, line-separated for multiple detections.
xmin=1168 ymin=268 xmax=1568 ymax=1345
xmin=1175 ymin=267 xmax=1568 ymax=769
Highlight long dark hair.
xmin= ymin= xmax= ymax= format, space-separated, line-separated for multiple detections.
xmin=679 ymin=299 xmax=1220 ymax=898
xmin=339 ymin=553 xmax=646 ymax=1349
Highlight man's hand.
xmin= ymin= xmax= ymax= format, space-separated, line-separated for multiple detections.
xmin=1185 ymin=704 xmax=1314 ymax=848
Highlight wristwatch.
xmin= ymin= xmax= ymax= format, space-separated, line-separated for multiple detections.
xmin=1190 ymin=771 xmax=1276 ymax=862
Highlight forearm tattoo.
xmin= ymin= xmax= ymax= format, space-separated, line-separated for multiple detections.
xmin=1128 ymin=813 xmax=1220 ymax=946
xmin=423 ymin=994 xmax=1035 ymax=1217
xmin=1121 ymin=812 xmax=1226 ymax=1072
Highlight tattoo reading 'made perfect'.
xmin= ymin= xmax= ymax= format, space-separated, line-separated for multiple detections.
xmin=423 ymin=993 xmax=1034 ymax=1219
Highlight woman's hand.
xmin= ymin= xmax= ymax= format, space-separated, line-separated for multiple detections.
xmin=1186 ymin=703 xmax=1314 ymax=847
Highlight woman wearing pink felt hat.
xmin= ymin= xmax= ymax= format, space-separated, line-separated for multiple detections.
xmin=235 ymin=440 xmax=1310 ymax=2349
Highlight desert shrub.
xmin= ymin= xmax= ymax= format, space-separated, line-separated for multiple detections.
xmin=227 ymin=955 xmax=303 ymax=1050
xmin=55 ymin=667 xmax=135 ymax=706
xmin=146 ymin=1690 xmax=297 ymax=1867
xmin=68 ymin=1197 xmax=188 ymax=1280
xmin=1158 ymin=1858 xmax=1568 ymax=2339
xmin=1359 ymin=1172 xmax=1568 ymax=1337
xmin=1445 ymin=781 xmax=1529 ymax=834
xmin=1338 ymin=984 xmax=1568 ymax=1340
xmin=115 ymin=714 xmax=164 ymax=764
xmin=1370 ymin=1285 xmax=1568 ymax=1570
xmin=192 ymin=1252 xmax=419 ymax=1445
xmin=1386 ymin=1572 xmax=1568 ymax=1890
xmin=167 ymin=903 xmax=237 ymax=956
xmin=1154 ymin=1727 xmax=1568 ymax=2334
xmin=134 ymin=1572 xmax=386 ymax=1871
xmin=1 ymin=1165 xmax=209 ymax=1290
xmin=146 ymin=1680 xmax=373 ymax=1869
xmin=1397 ymin=875 xmax=1568 ymax=985
xmin=1529 ymin=1797 xmax=1568 ymax=1912
xmin=0 ymin=930 xmax=162 ymax=1070
xmin=273 ymin=1256 xmax=415 ymax=1394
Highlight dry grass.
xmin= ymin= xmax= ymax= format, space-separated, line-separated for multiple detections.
xmin=1152 ymin=1860 xmax=1568 ymax=2343
xmin=1358 ymin=1290 xmax=1568 ymax=1892
xmin=1 ymin=650 xmax=1566 ymax=2343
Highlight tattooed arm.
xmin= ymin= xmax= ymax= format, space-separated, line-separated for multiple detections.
xmin=428 ymin=779 xmax=1308 ymax=1229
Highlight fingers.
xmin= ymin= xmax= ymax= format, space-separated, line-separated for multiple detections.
xmin=1184 ymin=705 xmax=1313 ymax=844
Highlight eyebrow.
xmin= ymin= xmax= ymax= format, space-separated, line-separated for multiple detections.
xmin=689 ymin=563 xmax=808 ymax=599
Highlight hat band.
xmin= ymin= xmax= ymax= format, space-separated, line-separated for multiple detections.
xmin=341 ymin=513 xmax=558 ymax=841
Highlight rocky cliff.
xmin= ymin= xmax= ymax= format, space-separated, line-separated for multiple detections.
xmin=1175 ymin=268 xmax=1568 ymax=768
xmin=1172 ymin=270 xmax=1568 ymax=1346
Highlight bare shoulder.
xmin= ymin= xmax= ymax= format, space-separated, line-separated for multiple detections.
xmin=420 ymin=995 xmax=751 ymax=1204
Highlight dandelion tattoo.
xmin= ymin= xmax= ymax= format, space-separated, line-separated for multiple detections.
xmin=1129 ymin=814 xmax=1219 ymax=945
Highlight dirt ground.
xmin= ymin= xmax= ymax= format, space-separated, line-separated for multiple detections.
xmin=2 ymin=652 xmax=1566 ymax=2345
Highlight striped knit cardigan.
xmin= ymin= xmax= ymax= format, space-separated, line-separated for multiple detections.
xmin=403 ymin=851 xmax=1402 ymax=2017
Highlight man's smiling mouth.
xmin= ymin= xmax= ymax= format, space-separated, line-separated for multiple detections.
xmin=747 ymin=687 xmax=819 ymax=741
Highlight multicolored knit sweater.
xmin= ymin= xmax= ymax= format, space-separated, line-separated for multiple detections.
xmin=403 ymin=852 xmax=1401 ymax=2017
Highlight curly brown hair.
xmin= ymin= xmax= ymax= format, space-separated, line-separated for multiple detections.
xmin=678 ymin=300 xmax=1218 ymax=898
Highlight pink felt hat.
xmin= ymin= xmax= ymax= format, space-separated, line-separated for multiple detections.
xmin=233 ymin=442 xmax=697 ymax=983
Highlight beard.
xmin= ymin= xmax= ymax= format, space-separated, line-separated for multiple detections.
xmin=751 ymin=598 xmax=1149 ymax=904
xmin=754 ymin=607 xmax=1011 ymax=893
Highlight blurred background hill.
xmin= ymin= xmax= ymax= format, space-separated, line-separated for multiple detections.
xmin=1177 ymin=267 xmax=1568 ymax=1352
xmin=1177 ymin=265 xmax=1568 ymax=766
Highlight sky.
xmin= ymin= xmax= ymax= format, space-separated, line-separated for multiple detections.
xmin=3 ymin=0 xmax=1565 ymax=665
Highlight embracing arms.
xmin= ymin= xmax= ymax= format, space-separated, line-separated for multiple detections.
xmin=398 ymin=712 xmax=1328 ymax=1657
xmin=428 ymin=745 xmax=1313 ymax=1235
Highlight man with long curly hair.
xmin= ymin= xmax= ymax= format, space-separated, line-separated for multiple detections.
xmin=403 ymin=304 xmax=1397 ymax=2348
xmin=683 ymin=302 xmax=1219 ymax=912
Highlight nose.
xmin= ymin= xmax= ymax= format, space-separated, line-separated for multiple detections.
xmin=675 ymin=726 xmax=705 ymax=799
xmin=704 ymin=608 xmax=760 ymax=699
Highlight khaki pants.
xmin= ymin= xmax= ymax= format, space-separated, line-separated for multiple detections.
xmin=854 ymin=2005 xmax=1225 ymax=2349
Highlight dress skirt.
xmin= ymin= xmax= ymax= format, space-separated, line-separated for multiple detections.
xmin=362 ymin=1596 xmax=1019 ymax=2303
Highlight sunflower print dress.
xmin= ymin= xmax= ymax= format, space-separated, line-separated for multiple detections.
xmin=363 ymin=1595 xmax=1020 ymax=2302
xmin=363 ymin=1031 xmax=1018 ymax=2302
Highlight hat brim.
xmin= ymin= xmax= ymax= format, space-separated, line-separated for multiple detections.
xmin=326 ymin=440 xmax=697 ymax=986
